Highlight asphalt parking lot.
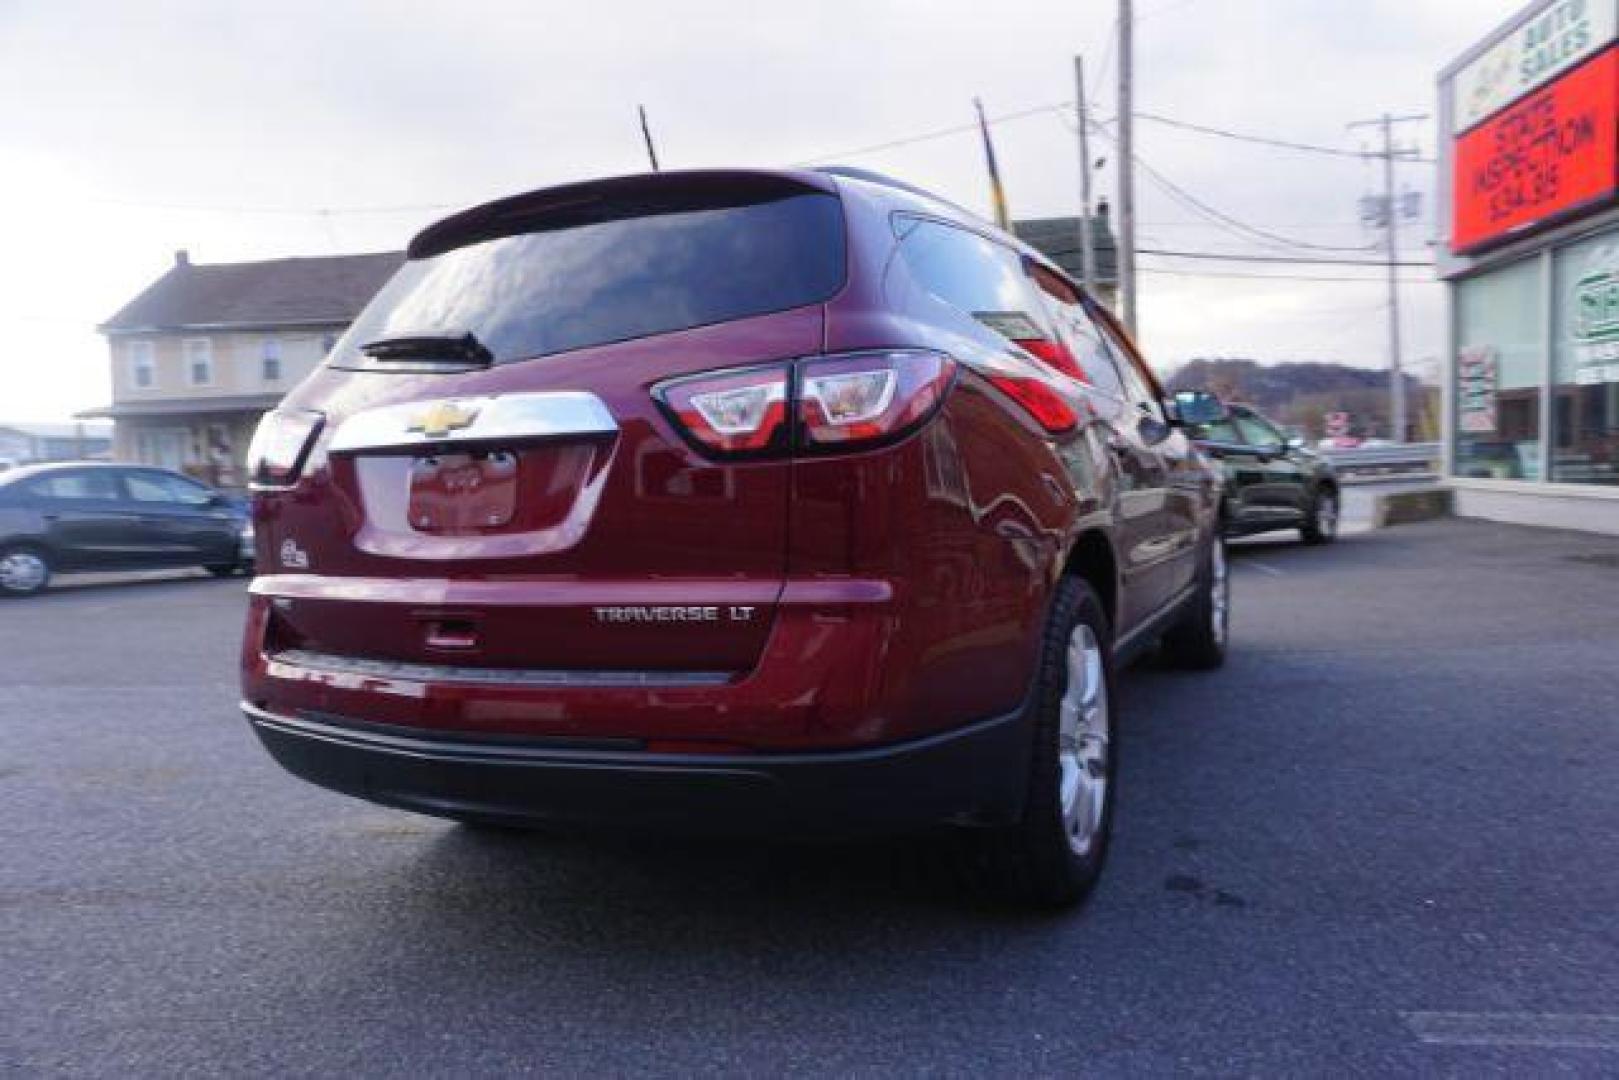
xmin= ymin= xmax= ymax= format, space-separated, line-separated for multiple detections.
xmin=4 ymin=517 xmax=1618 ymax=1076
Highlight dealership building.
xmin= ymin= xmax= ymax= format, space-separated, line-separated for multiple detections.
xmin=1439 ymin=0 xmax=1619 ymax=533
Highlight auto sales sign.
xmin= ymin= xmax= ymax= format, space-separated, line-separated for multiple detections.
xmin=1453 ymin=0 xmax=1617 ymax=133
xmin=1451 ymin=43 xmax=1619 ymax=253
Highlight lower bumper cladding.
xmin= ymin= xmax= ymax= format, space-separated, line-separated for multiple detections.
xmin=243 ymin=702 xmax=1032 ymax=837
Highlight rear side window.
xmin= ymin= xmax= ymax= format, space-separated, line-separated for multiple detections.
xmin=1096 ymin=320 xmax=1166 ymax=421
xmin=1025 ymin=266 xmax=1128 ymax=398
xmin=331 ymin=192 xmax=846 ymax=367
xmin=896 ymin=217 xmax=1052 ymax=343
xmin=124 ymin=471 xmax=214 ymax=506
xmin=22 ymin=472 xmax=120 ymax=500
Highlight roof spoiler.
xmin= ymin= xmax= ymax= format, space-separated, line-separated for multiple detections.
xmin=407 ymin=169 xmax=837 ymax=260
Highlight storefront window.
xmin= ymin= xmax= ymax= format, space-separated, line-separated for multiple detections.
xmin=1455 ymin=258 xmax=1543 ymax=480
xmin=1552 ymin=231 xmax=1619 ymax=486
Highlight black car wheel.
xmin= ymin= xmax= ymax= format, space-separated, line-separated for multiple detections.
xmin=1301 ymin=487 xmax=1340 ymax=545
xmin=979 ymin=576 xmax=1116 ymax=908
xmin=1161 ymin=535 xmax=1229 ymax=669
xmin=0 ymin=545 xmax=52 ymax=597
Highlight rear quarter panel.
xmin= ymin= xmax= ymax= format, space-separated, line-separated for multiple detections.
xmin=808 ymin=185 xmax=1114 ymax=732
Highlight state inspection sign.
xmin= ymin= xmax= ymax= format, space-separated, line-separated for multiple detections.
xmin=1452 ymin=45 xmax=1619 ymax=253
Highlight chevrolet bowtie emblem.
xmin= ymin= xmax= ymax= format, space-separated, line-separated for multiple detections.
xmin=407 ymin=401 xmax=480 ymax=439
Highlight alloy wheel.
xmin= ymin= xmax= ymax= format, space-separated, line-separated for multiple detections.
xmin=1319 ymin=492 xmax=1340 ymax=538
xmin=0 ymin=551 xmax=48 ymax=594
xmin=1057 ymin=623 xmax=1111 ymax=856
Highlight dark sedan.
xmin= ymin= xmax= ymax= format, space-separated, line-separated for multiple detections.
xmin=1189 ymin=404 xmax=1341 ymax=544
xmin=0 ymin=462 xmax=252 ymax=596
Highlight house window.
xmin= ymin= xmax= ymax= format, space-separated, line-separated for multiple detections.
xmin=185 ymin=338 xmax=213 ymax=386
xmin=128 ymin=341 xmax=156 ymax=389
xmin=262 ymin=338 xmax=283 ymax=382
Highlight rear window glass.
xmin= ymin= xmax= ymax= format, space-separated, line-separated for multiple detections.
xmin=330 ymin=192 xmax=846 ymax=367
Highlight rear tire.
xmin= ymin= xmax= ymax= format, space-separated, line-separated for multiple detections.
xmin=979 ymin=577 xmax=1116 ymax=909
xmin=0 ymin=545 xmax=52 ymax=597
xmin=1301 ymin=487 xmax=1339 ymax=545
xmin=1160 ymin=535 xmax=1229 ymax=670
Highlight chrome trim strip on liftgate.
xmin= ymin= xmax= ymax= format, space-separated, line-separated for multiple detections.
xmin=327 ymin=392 xmax=618 ymax=454
xmin=269 ymin=648 xmax=733 ymax=688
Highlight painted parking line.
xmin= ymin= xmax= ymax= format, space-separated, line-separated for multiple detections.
xmin=1239 ymin=559 xmax=1285 ymax=578
xmin=1404 ymin=1012 xmax=1619 ymax=1050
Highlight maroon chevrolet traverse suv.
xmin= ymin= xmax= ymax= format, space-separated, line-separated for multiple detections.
xmin=240 ymin=167 xmax=1228 ymax=906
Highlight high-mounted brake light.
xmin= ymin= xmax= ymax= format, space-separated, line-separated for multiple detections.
xmin=983 ymin=373 xmax=1081 ymax=434
xmin=246 ymin=408 xmax=325 ymax=489
xmin=656 ymin=366 xmax=790 ymax=455
xmin=797 ymin=350 xmax=954 ymax=448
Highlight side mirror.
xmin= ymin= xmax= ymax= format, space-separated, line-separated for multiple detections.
xmin=1286 ymin=435 xmax=1307 ymax=450
xmin=1171 ymin=389 xmax=1225 ymax=427
xmin=1137 ymin=411 xmax=1172 ymax=446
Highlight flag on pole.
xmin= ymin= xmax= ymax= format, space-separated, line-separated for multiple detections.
xmin=974 ymin=98 xmax=1011 ymax=229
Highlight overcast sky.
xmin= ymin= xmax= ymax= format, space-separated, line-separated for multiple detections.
xmin=0 ymin=0 xmax=1525 ymax=421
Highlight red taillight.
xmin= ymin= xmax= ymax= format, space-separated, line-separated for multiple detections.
xmin=798 ymin=350 xmax=954 ymax=449
xmin=246 ymin=408 xmax=325 ymax=489
xmin=1016 ymin=338 xmax=1087 ymax=383
xmin=983 ymin=373 xmax=1081 ymax=434
xmin=656 ymin=351 xmax=954 ymax=458
xmin=656 ymin=365 xmax=791 ymax=455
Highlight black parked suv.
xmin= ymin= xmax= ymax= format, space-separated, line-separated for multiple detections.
xmin=0 ymin=462 xmax=252 ymax=596
xmin=1188 ymin=403 xmax=1341 ymax=544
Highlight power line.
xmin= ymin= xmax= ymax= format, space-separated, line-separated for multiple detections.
xmin=1135 ymin=111 xmax=1435 ymax=163
xmin=82 ymin=100 xmax=1429 ymax=219
xmin=1042 ymin=244 xmax=1432 ymax=267
xmin=1138 ymin=265 xmax=1434 ymax=284
xmin=1141 ymin=247 xmax=1431 ymax=267
xmin=1090 ymin=19 xmax=1119 ymax=101
xmin=789 ymin=102 xmax=1068 ymax=166
xmin=1138 ymin=0 xmax=1204 ymax=18
xmin=1091 ymin=122 xmax=1379 ymax=254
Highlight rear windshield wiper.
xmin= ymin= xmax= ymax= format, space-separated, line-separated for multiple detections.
xmin=360 ymin=330 xmax=493 ymax=366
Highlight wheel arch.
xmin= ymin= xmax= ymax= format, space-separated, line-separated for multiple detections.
xmin=1060 ymin=528 xmax=1119 ymax=634
xmin=0 ymin=535 xmax=55 ymax=559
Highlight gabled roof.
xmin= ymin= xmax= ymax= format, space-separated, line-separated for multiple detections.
xmin=101 ymin=251 xmax=405 ymax=334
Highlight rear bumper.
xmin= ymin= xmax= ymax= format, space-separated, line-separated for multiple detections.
xmin=243 ymin=702 xmax=1032 ymax=836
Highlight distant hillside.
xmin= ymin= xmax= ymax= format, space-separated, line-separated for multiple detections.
xmin=1165 ymin=359 xmax=1436 ymax=440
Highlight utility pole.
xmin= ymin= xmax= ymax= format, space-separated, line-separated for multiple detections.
xmin=1117 ymin=0 xmax=1137 ymax=335
xmin=1348 ymin=112 xmax=1427 ymax=442
xmin=1074 ymin=55 xmax=1097 ymax=293
xmin=638 ymin=105 xmax=660 ymax=172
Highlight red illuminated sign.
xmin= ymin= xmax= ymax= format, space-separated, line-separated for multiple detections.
xmin=1452 ymin=45 xmax=1619 ymax=254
